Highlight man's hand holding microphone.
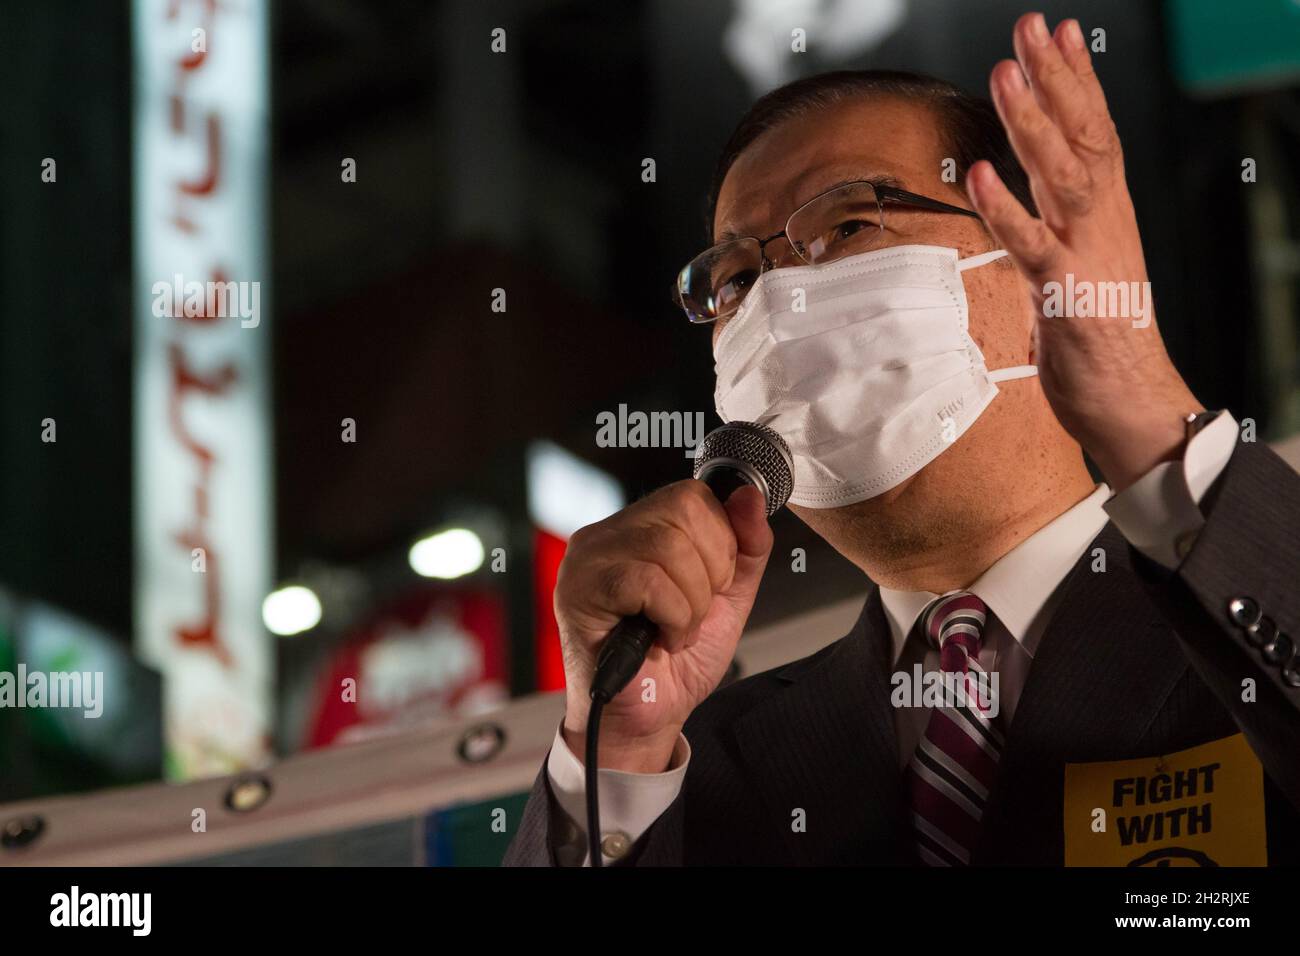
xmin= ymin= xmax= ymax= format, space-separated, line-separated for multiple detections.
xmin=555 ymin=479 xmax=773 ymax=774
xmin=554 ymin=420 xmax=793 ymax=802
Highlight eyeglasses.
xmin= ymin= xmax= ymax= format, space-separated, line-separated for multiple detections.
xmin=673 ymin=180 xmax=983 ymax=324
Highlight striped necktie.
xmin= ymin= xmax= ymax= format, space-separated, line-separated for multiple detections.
xmin=905 ymin=590 xmax=1003 ymax=866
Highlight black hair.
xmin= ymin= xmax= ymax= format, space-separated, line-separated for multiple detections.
xmin=705 ymin=69 xmax=1037 ymax=237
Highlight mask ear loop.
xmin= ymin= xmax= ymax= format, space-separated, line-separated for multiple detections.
xmin=989 ymin=364 xmax=1038 ymax=383
xmin=956 ymin=248 xmax=1010 ymax=271
xmin=956 ymin=249 xmax=1037 ymax=382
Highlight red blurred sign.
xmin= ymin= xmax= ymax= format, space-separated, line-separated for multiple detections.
xmin=533 ymin=528 xmax=568 ymax=692
xmin=308 ymin=586 xmax=508 ymax=748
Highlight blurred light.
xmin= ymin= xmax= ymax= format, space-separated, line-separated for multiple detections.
xmin=1 ymin=815 xmax=46 ymax=850
xmin=224 ymin=774 xmax=273 ymax=813
xmin=456 ymin=723 xmax=507 ymax=764
xmin=409 ymin=528 xmax=485 ymax=579
xmin=723 ymin=0 xmax=905 ymax=94
xmin=262 ymin=586 xmax=322 ymax=636
xmin=527 ymin=441 xmax=624 ymax=539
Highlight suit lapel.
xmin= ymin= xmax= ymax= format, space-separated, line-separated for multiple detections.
xmin=726 ymin=523 xmax=1191 ymax=865
xmin=974 ymin=522 xmax=1190 ymax=863
xmin=731 ymin=589 xmax=909 ymax=864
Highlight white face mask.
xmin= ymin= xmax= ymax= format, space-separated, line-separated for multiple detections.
xmin=712 ymin=244 xmax=1037 ymax=509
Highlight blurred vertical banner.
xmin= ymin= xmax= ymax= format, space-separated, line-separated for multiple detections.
xmin=132 ymin=0 xmax=273 ymax=778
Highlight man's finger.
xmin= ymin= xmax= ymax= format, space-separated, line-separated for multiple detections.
xmin=1013 ymin=11 xmax=1114 ymax=174
xmin=1054 ymin=17 xmax=1105 ymax=103
xmin=989 ymin=58 xmax=1093 ymax=228
xmin=1050 ymin=17 xmax=1122 ymax=169
xmin=721 ymin=485 xmax=773 ymax=593
xmin=966 ymin=159 xmax=1062 ymax=282
xmin=1012 ymin=13 xmax=1086 ymax=132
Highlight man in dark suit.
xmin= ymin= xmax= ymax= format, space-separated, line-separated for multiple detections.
xmin=504 ymin=12 xmax=1300 ymax=866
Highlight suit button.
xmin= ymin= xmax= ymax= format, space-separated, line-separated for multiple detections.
xmin=1283 ymin=659 xmax=1300 ymax=688
xmin=1245 ymin=615 xmax=1277 ymax=649
xmin=1228 ymin=597 xmax=1261 ymax=629
xmin=600 ymin=831 xmax=632 ymax=861
xmin=1262 ymin=630 xmax=1293 ymax=666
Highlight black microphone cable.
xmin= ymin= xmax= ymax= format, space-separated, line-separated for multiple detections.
xmin=585 ymin=610 xmax=657 ymax=867
xmin=585 ymin=696 xmax=606 ymax=868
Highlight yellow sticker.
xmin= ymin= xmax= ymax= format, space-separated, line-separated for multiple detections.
xmin=1064 ymin=734 xmax=1267 ymax=867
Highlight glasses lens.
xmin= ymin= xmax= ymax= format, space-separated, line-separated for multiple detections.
xmin=788 ymin=182 xmax=884 ymax=264
xmin=676 ymin=238 xmax=762 ymax=323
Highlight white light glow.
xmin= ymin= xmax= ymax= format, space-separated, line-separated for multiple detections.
xmin=409 ymin=528 xmax=485 ymax=579
xmin=723 ymin=0 xmax=905 ymax=95
xmin=262 ymin=586 xmax=322 ymax=636
xmin=527 ymin=441 xmax=624 ymax=539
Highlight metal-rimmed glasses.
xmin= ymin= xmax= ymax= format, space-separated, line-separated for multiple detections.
xmin=674 ymin=179 xmax=983 ymax=324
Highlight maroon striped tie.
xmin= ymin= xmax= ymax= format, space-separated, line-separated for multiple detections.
xmin=904 ymin=591 xmax=1002 ymax=866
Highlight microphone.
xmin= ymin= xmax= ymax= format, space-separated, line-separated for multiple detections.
xmin=588 ymin=420 xmax=794 ymax=703
xmin=582 ymin=420 xmax=792 ymax=866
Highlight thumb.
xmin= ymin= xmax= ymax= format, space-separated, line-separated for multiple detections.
xmin=721 ymin=484 xmax=774 ymax=601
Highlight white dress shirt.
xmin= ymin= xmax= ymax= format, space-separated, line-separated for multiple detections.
xmin=883 ymin=481 xmax=1110 ymax=766
xmin=547 ymin=412 xmax=1241 ymax=864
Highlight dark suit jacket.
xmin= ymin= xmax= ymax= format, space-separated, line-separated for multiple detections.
xmin=504 ymin=440 xmax=1300 ymax=865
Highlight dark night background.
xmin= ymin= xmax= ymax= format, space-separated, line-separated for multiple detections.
xmin=0 ymin=0 xmax=1297 ymax=802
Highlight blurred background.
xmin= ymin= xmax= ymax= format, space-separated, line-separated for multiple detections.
xmin=0 ymin=0 xmax=1297 ymax=863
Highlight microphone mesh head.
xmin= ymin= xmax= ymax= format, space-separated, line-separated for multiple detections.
xmin=693 ymin=421 xmax=794 ymax=517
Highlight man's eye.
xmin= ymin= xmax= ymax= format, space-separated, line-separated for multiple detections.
xmin=834 ymin=219 xmax=874 ymax=239
xmin=718 ymin=269 xmax=758 ymax=295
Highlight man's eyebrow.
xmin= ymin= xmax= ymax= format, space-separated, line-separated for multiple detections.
xmin=816 ymin=173 xmax=905 ymax=195
xmin=716 ymin=174 xmax=906 ymax=242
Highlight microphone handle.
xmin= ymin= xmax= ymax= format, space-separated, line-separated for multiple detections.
xmin=590 ymin=612 xmax=657 ymax=702
xmin=588 ymin=467 xmax=753 ymax=703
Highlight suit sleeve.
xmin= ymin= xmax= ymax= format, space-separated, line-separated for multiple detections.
xmin=502 ymin=759 xmax=688 ymax=866
xmin=1121 ymin=436 xmax=1300 ymax=806
xmin=501 ymin=765 xmax=563 ymax=866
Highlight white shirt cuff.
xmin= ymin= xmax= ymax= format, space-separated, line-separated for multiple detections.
xmin=1104 ymin=412 xmax=1239 ymax=569
xmin=545 ymin=720 xmax=690 ymax=866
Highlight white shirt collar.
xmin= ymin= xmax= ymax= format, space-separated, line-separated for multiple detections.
xmin=878 ymin=484 xmax=1112 ymax=665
